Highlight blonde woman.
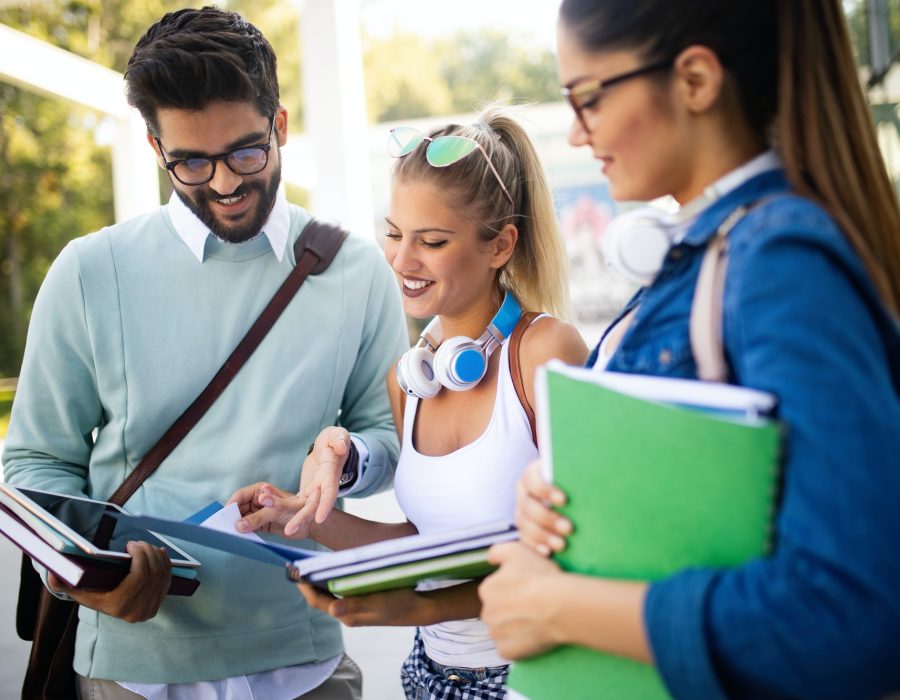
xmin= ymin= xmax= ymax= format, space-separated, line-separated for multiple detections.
xmin=232 ymin=106 xmax=588 ymax=699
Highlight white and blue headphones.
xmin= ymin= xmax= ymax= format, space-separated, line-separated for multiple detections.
xmin=396 ymin=292 xmax=523 ymax=398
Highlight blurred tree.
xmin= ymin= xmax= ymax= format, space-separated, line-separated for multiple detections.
xmin=363 ymin=29 xmax=559 ymax=122
xmin=437 ymin=30 xmax=560 ymax=113
xmin=844 ymin=0 xmax=900 ymax=69
xmin=363 ymin=31 xmax=454 ymax=121
xmin=0 ymin=0 xmax=303 ymax=376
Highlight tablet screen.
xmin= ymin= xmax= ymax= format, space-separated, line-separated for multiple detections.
xmin=10 ymin=487 xmax=199 ymax=567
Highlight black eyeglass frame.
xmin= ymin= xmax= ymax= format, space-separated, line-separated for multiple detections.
xmin=154 ymin=114 xmax=276 ymax=186
xmin=561 ymin=60 xmax=673 ymax=132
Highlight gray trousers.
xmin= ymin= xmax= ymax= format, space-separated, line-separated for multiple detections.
xmin=76 ymin=654 xmax=363 ymax=700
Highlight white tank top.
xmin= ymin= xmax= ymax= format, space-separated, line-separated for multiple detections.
xmin=393 ymin=330 xmax=540 ymax=669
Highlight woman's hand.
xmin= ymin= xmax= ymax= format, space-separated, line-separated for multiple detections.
xmin=49 ymin=541 xmax=172 ymax=623
xmin=228 ymin=482 xmax=311 ymax=539
xmin=297 ymin=583 xmax=438 ymax=627
xmin=479 ymin=541 xmax=566 ymax=659
xmin=516 ymin=460 xmax=572 ymax=556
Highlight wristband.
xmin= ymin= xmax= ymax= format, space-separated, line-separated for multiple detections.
xmin=307 ymin=439 xmax=359 ymax=487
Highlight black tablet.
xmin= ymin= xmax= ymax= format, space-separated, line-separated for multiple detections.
xmin=0 ymin=484 xmax=200 ymax=568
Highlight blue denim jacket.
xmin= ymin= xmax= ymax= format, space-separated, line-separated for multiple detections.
xmin=592 ymin=171 xmax=900 ymax=699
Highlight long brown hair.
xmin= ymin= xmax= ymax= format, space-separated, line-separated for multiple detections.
xmin=776 ymin=1 xmax=900 ymax=317
xmin=560 ymin=0 xmax=900 ymax=317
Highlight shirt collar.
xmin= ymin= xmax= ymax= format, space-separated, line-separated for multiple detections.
xmin=167 ymin=186 xmax=290 ymax=262
xmin=670 ymin=150 xmax=783 ymax=244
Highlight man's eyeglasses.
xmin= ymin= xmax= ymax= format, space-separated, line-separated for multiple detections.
xmin=562 ymin=60 xmax=673 ymax=132
xmin=388 ymin=126 xmax=514 ymax=207
xmin=155 ymin=114 xmax=276 ymax=186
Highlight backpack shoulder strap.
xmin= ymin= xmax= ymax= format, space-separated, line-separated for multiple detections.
xmin=509 ymin=311 xmax=540 ymax=446
xmin=690 ymin=195 xmax=782 ymax=382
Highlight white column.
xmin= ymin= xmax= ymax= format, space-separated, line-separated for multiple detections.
xmin=300 ymin=0 xmax=374 ymax=237
xmin=0 ymin=23 xmax=160 ymax=222
xmin=112 ymin=110 xmax=163 ymax=224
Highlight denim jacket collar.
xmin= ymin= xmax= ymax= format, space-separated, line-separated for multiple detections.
xmin=681 ymin=169 xmax=789 ymax=248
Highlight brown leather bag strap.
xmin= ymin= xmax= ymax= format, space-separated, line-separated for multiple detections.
xmin=109 ymin=218 xmax=347 ymax=506
xmin=509 ymin=311 xmax=540 ymax=446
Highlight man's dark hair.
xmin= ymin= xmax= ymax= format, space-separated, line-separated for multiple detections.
xmin=124 ymin=6 xmax=279 ymax=135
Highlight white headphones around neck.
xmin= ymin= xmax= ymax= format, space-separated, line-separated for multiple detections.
xmin=602 ymin=151 xmax=784 ymax=287
xmin=602 ymin=206 xmax=678 ymax=288
xmin=396 ymin=292 xmax=523 ymax=399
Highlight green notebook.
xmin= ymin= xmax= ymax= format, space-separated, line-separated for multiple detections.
xmin=507 ymin=361 xmax=782 ymax=700
xmin=327 ymin=547 xmax=495 ymax=596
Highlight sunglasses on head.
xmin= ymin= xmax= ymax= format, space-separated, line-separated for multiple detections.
xmin=387 ymin=126 xmax=514 ymax=207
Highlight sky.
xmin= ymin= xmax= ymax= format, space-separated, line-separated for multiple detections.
xmin=358 ymin=0 xmax=562 ymax=52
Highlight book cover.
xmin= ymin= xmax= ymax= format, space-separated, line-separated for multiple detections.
xmin=290 ymin=521 xmax=516 ymax=591
xmin=296 ymin=543 xmax=509 ymax=596
xmin=508 ymin=361 xmax=781 ymax=699
xmin=0 ymin=505 xmax=199 ymax=595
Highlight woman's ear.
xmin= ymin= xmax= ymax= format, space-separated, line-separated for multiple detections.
xmin=672 ymin=45 xmax=725 ymax=115
xmin=490 ymin=223 xmax=519 ymax=269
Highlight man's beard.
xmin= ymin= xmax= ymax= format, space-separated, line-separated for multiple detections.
xmin=175 ymin=160 xmax=282 ymax=244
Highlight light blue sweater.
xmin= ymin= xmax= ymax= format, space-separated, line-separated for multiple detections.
xmin=2 ymin=204 xmax=408 ymax=682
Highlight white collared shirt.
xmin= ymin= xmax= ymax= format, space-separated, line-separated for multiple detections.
xmin=166 ymin=186 xmax=291 ymax=263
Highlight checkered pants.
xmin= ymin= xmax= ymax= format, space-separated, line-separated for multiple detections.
xmin=400 ymin=630 xmax=509 ymax=700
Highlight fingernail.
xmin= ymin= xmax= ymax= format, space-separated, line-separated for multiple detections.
xmin=550 ymin=535 xmax=566 ymax=551
xmin=536 ymin=543 xmax=551 ymax=557
xmin=261 ymin=498 xmax=274 ymax=507
xmin=550 ymin=490 xmax=566 ymax=505
xmin=555 ymin=518 xmax=572 ymax=534
xmin=235 ymin=520 xmax=249 ymax=532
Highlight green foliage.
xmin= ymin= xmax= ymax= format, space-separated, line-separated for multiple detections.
xmin=844 ymin=0 xmax=900 ymax=68
xmin=0 ymin=0 xmax=303 ymax=377
xmin=363 ymin=29 xmax=559 ymax=122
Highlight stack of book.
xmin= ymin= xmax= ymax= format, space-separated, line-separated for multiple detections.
xmin=0 ymin=485 xmax=200 ymax=595
xmin=290 ymin=520 xmax=519 ymax=596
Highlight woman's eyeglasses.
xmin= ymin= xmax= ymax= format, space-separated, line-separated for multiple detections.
xmin=562 ymin=60 xmax=673 ymax=132
xmin=155 ymin=114 xmax=276 ymax=186
xmin=388 ymin=126 xmax=514 ymax=207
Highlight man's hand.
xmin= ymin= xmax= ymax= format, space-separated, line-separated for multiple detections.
xmin=48 ymin=541 xmax=171 ymax=623
xmin=293 ymin=427 xmax=353 ymax=531
xmin=228 ymin=482 xmax=311 ymax=539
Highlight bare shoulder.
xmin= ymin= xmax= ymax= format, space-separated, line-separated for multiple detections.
xmin=519 ymin=316 xmax=589 ymax=367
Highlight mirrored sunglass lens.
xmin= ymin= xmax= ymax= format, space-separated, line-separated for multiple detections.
xmin=228 ymin=147 xmax=268 ymax=173
xmin=426 ymin=136 xmax=478 ymax=167
xmin=388 ymin=127 xmax=423 ymax=158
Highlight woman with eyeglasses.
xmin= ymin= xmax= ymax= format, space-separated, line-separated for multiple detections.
xmin=478 ymin=1 xmax=900 ymax=698
xmin=231 ymin=105 xmax=588 ymax=699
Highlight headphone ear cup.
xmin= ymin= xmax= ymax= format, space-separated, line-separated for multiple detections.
xmin=602 ymin=208 xmax=675 ymax=287
xmin=396 ymin=346 xmax=441 ymax=399
xmin=433 ymin=336 xmax=488 ymax=391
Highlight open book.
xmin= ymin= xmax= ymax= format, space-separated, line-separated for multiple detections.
xmin=113 ymin=504 xmax=517 ymax=596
